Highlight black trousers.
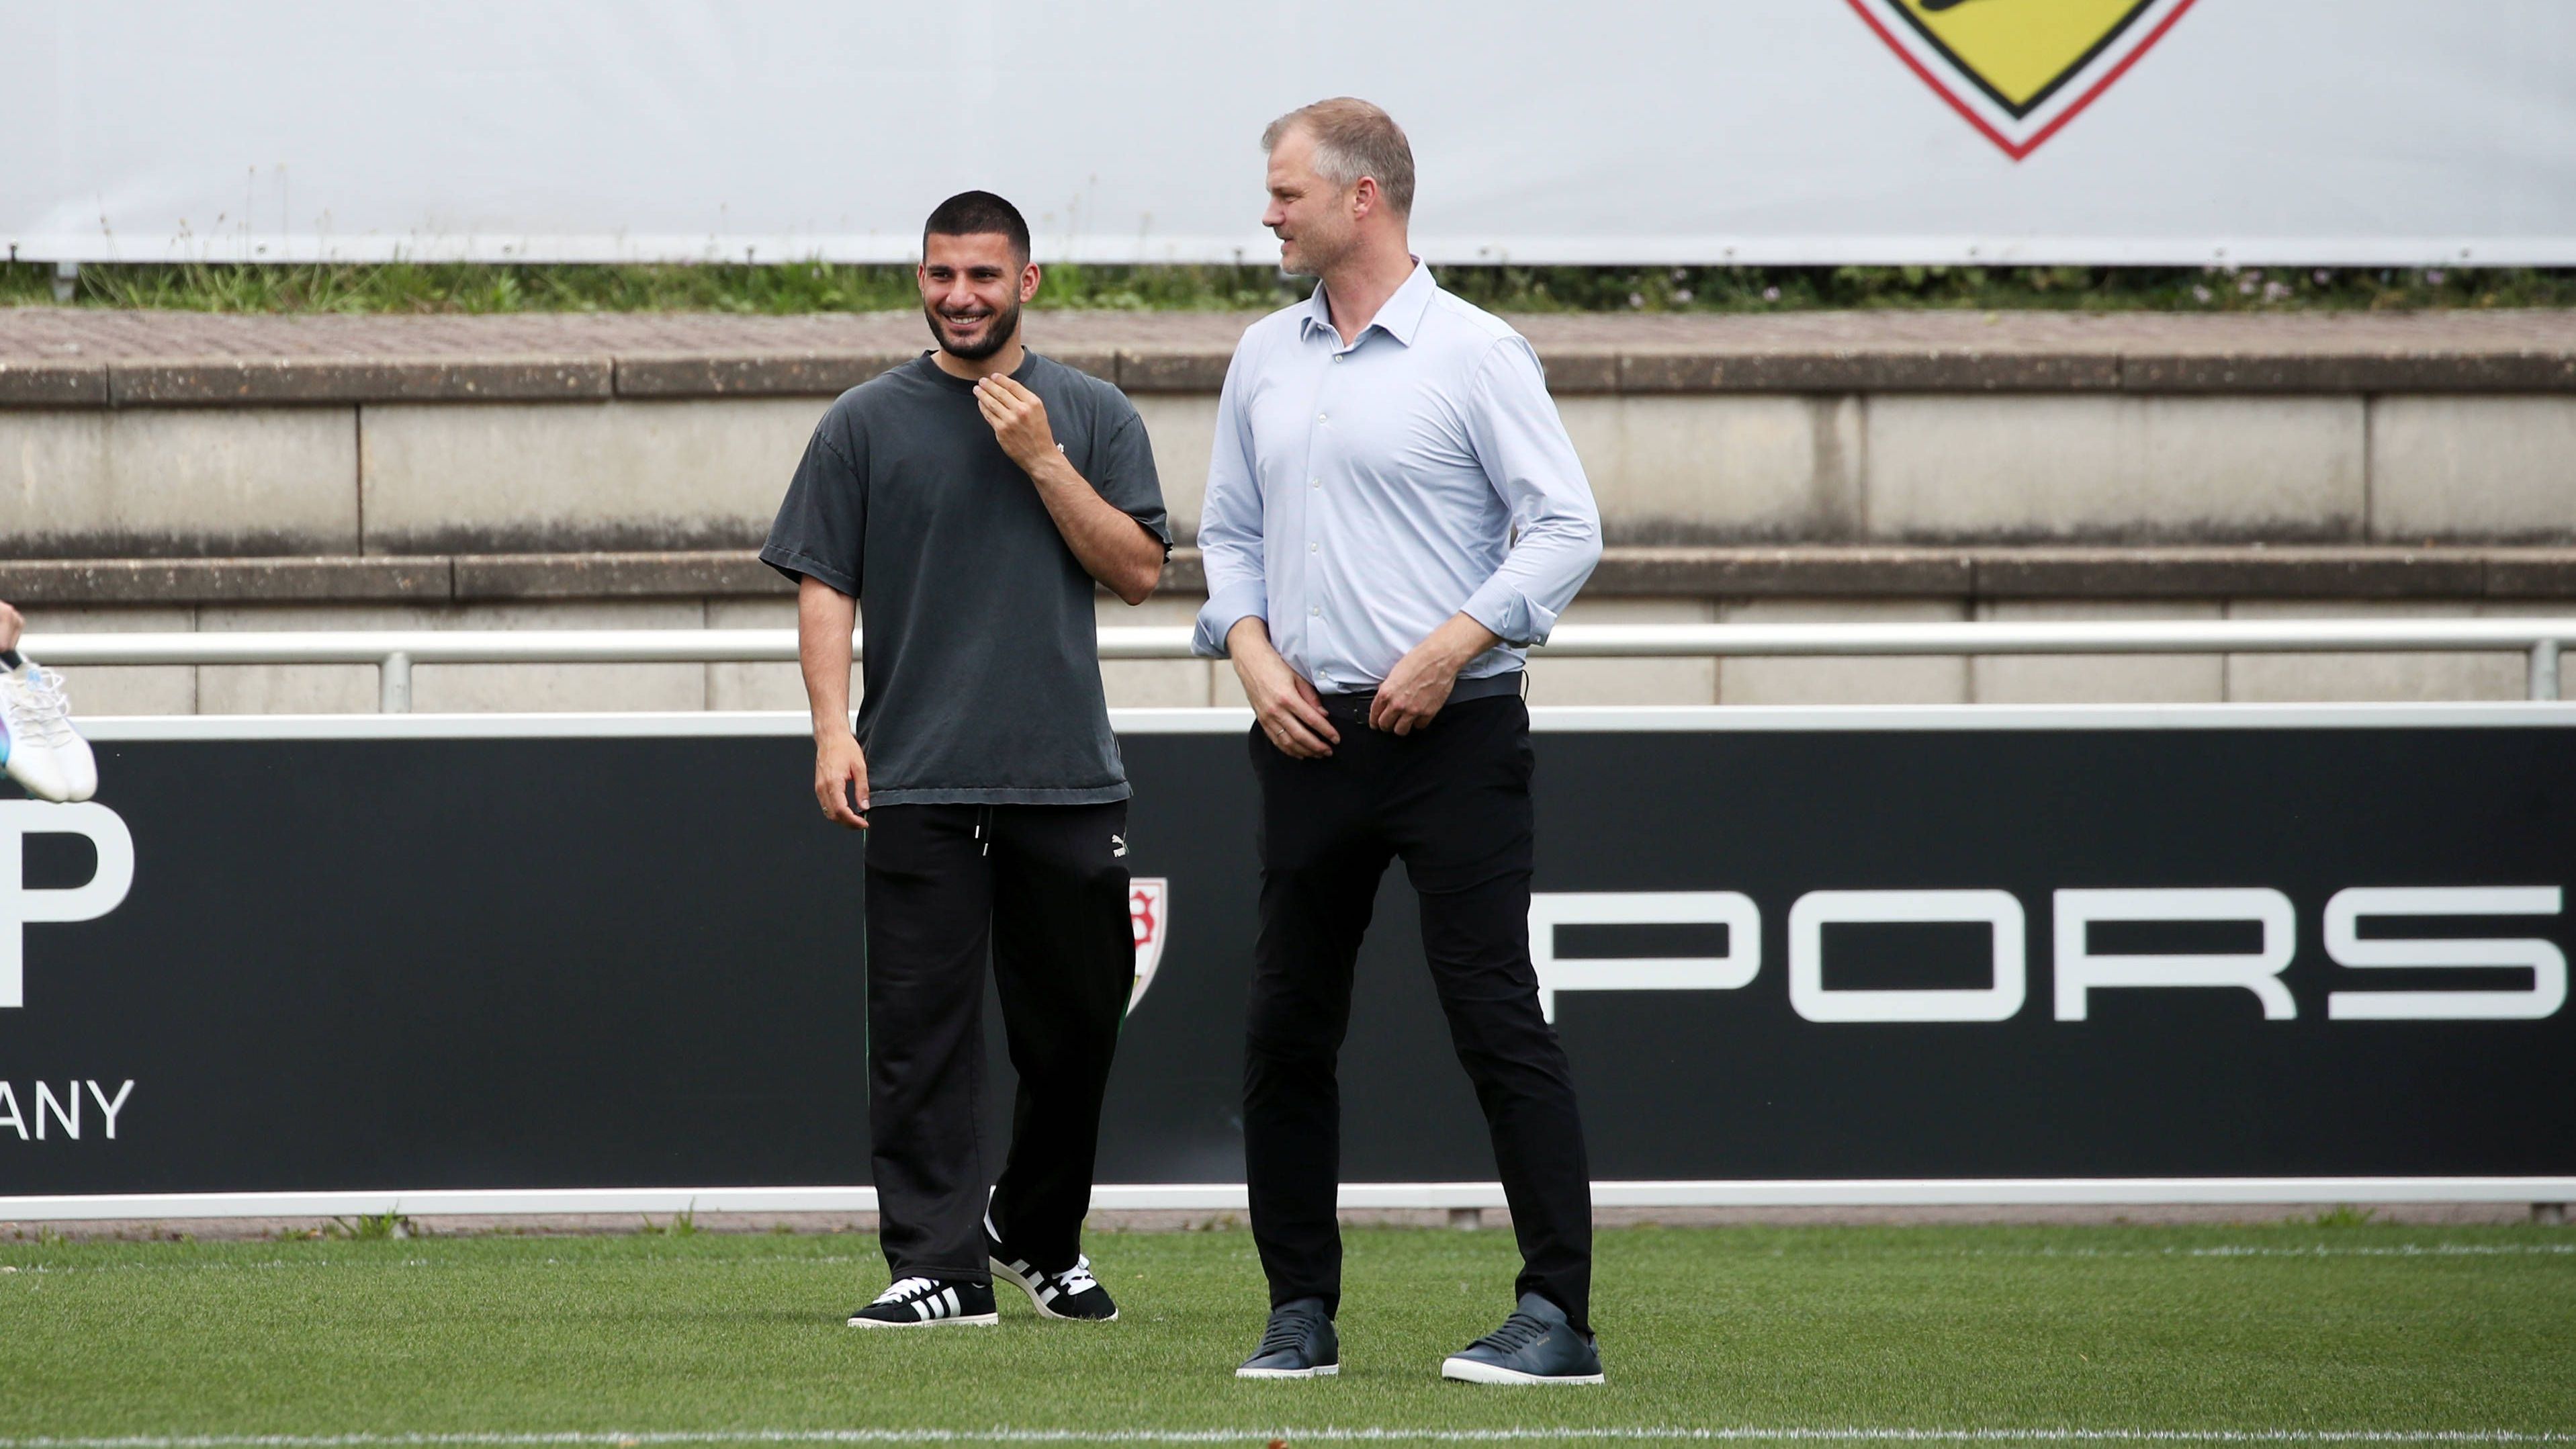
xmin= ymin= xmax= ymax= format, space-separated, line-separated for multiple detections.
xmin=862 ymin=801 xmax=1134 ymax=1282
xmin=1244 ymin=693 xmax=1594 ymax=1332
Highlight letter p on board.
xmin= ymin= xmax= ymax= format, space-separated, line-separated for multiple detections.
xmin=0 ymin=801 xmax=136 ymax=1009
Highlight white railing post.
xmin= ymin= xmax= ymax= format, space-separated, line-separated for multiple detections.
xmin=380 ymin=652 xmax=413 ymax=713
xmin=2530 ymin=640 xmax=2562 ymax=703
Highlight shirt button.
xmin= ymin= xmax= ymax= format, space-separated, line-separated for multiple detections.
xmin=1310 ymin=606 xmax=1321 ymax=617
xmin=1310 ymin=542 xmax=1319 ymax=553
xmin=1310 ymin=478 xmax=1321 ymax=488
xmin=1333 ymin=355 xmax=1343 ymax=363
xmin=1317 ymin=412 xmax=1327 ymax=423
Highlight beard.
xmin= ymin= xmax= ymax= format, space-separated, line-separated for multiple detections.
xmin=923 ymin=294 xmax=1022 ymax=362
xmin=1276 ymin=217 xmax=1351 ymax=278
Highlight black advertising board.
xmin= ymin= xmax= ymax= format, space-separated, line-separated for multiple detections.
xmin=3 ymin=706 xmax=2572 ymax=1213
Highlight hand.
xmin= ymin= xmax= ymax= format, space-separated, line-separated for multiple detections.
xmin=1369 ymin=614 xmax=1500 ymax=735
xmin=0 ymin=600 xmax=19 ymax=654
xmin=973 ymin=374 xmax=1061 ymax=474
xmin=1231 ymin=618 xmax=1339 ymax=759
xmin=815 ymin=732 xmax=870 ymax=829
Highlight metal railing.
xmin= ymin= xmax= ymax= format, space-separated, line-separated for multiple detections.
xmin=21 ymin=619 xmax=2576 ymax=711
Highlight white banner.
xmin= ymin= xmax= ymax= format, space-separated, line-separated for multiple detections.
xmin=7 ymin=0 xmax=2575 ymax=267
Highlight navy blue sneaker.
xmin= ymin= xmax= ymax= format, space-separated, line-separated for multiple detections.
xmin=1235 ymin=1296 xmax=1339 ymax=1378
xmin=1440 ymin=1292 xmax=1604 ymax=1385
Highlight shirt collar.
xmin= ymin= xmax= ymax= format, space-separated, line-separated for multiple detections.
xmin=1301 ymin=259 xmax=1436 ymax=348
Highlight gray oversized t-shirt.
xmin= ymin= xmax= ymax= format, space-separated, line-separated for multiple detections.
xmin=761 ymin=351 xmax=1169 ymax=805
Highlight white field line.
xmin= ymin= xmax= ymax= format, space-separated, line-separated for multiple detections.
xmin=1948 ymin=1245 xmax=2576 ymax=1259
xmin=5 ymin=1423 xmax=2576 ymax=1433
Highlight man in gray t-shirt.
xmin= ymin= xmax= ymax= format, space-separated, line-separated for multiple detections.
xmin=762 ymin=191 xmax=1168 ymax=1331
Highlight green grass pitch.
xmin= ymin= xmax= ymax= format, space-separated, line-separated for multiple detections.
xmin=1 ymin=1223 xmax=2569 ymax=1446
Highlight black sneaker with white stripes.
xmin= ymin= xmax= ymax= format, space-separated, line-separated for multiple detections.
xmin=846 ymin=1275 xmax=998 ymax=1328
xmin=986 ymin=1217 xmax=1119 ymax=1321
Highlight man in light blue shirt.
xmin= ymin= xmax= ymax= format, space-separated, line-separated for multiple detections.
xmin=1196 ymin=97 xmax=1607 ymax=1387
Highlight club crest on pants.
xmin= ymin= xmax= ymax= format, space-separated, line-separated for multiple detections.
xmin=1129 ymin=878 xmax=1167 ymax=1012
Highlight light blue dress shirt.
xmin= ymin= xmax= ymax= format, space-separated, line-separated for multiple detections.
xmin=1192 ymin=262 xmax=1603 ymax=693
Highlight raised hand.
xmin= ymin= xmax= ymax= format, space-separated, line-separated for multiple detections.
xmin=974 ymin=374 xmax=1061 ymax=473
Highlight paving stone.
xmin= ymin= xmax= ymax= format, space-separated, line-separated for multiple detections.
xmin=453 ymin=551 xmax=787 ymax=601
xmin=1971 ymin=546 xmax=2486 ymax=599
xmin=1584 ymin=546 xmax=1971 ymax=597
xmin=2483 ymin=549 xmax=2576 ymax=599
xmin=2219 ymin=599 xmax=2522 ymax=703
xmin=1716 ymin=598 xmax=1971 ymax=705
xmin=1098 ymin=595 xmax=1216 ymax=708
xmin=1968 ymin=599 xmax=2225 ymax=705
xmin=1527 ymin=597 xmax=1718 ymax=706
xmin=2476 ymin=601 xmax=2576 ymax=701
xmin=1865 ymin=395 xmax=2365 ymax=543
xmin=704 ymin=597 xmax=859 ymax=715
xmin=191 ymin=601 xmax=709 ymax=713
xmin=17 ymin=605 xmax=196 ymax=715
xmin=2369 ymin=396 xmax=2576 ymax=543
xmin=0 ymin=556 xmax=447 ymax=605
xmin=614 ymin=353 xmax=907 ymax=398
xmin=189 ymin=603 xmax=443 ymax=714
xmin=5 ymin=307 xmax=2568 ymax=402
xmin=360 ymin=399 xmax=818 ymax=554
xmin=1132 ymin=397 xmax=1216 ymax=545
xmin=29 ymin=547 xmax=2576 ymax=608
xmin=0 ymin=406 xmax=358 ymax=556
xmin=1160 ymin=548 xmax=1207 ymax=594
xmin=109 ymin=357 xmax=608 ymax=406
xmin=0 ymin=360 xmax=105 ymax=406
xmin=1562 ymin=395 xmax=1863 ymax=544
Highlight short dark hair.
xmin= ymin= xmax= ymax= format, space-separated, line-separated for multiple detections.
xmin=922 ymin=190 xmax=1031 ymax=263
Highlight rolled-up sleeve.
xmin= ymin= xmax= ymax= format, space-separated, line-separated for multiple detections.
xmin=1192 ymin=347 xmax=1270 ymax=658
xmin=1458 ymin=337 xmax=1602 ymax=646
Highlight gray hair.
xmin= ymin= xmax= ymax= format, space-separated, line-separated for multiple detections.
xmin=1261 ymin=97 xmax=1415 ymax=218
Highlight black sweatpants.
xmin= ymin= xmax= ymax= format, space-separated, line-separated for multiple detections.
xmin=1243 ymin=693 xmax=1594 ymax=1333
xmin=862 ymin=801 xmax=1134 ymax=1282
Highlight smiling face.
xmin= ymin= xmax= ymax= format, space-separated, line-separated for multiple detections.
xmin=918 ymin=231 xmax=1037 ymax=362
xmin=1262 ymin=126 xmax=1358 ymax=278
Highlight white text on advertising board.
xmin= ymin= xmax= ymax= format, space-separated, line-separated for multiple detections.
xmin=1530 ymin=887 xmax=2567 ymax=1024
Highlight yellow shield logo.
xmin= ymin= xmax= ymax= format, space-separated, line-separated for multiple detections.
xmin=1849 ymin=0 xmax=2199 ymax=159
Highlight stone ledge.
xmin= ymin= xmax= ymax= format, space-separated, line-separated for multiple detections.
xmin=1583 ymin=546 xmax=1972 ymax=596
xmin=1968 ymin=547 xmax=2498 ymax=599
xmin=611 ymin=352 xmax=909 ymax=398
xmin=32 ymin=347 xmax=2571 ymax=404
xmin=6 ymin=309 xmax=2571 ymax=405
xmin=1618 ymin=350 xmax=2124 ymax=394
xmin=2119 ymin=353 xmax=2576 ymax=392
xmin=452 ymin=552 xmax=788 ymax=600
xmin=13 ymin=547 xmax=2576 ymax=607
xmin=0 ymin=556 xmax=452 ymax=605
xmin=107 ymin=357 xmax=612 ymax=406
xmin=0 ymin=359 xmax=107 ymax=406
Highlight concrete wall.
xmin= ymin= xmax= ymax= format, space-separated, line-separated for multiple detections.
xmin=7 ymin=392 xmax=2576 ymax=557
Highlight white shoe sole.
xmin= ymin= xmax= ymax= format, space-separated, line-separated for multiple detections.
xmin=3 ymin=749 xmax=78 ymax=803
xmin=1440 ymin=1356 xmax=1603 ymax=1385
xmin=846 ymin=1312 xmax=999 ymax=1329
xmin=990 ymin=1255 xmax=1118 ymax=1322
xmin=1235 ymin=1363 xmax=1339 ymax=1379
